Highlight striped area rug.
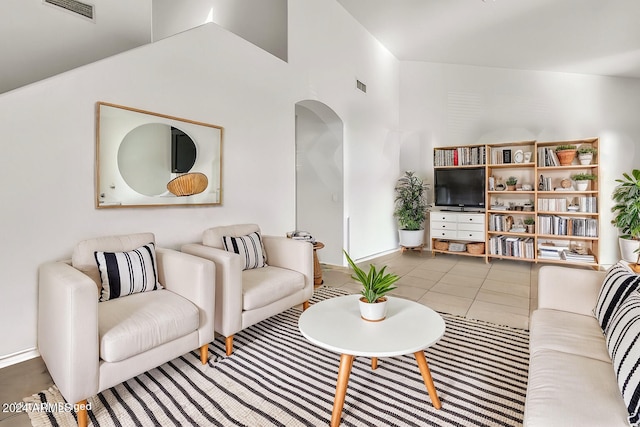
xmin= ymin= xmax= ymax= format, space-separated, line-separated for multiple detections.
xmin=24 ymin=287 xmax=529 ymax=426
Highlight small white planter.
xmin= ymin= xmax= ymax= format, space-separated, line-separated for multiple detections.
xmin=398 ymin=229 xmax=424 ymax=248
xmin=359 ymin=297 xmax=388 ymax=322
xmin=578 ymin=153 xmax=593 ymax=165
xmin=575 ymin=180 xmax=590 ymax=191
xmin=619 ymin=237 xmax=640 ymax=263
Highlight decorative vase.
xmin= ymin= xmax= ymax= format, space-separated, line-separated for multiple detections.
xmin=507 ymin=185 xmax=516 ymax=191
xmin=398 ymin=229 xmax=424 ymax=248
xmin=619 ymin=238 xmax=640 ymax=263
xmin=575 ymin=180 xmax=590 ymax=191
xmin=578 ymin=153 xmax=593 ymax=165
xmin=556 ymin=149 xmax=577 ymax=166
xmin=359 ymin=297 xmax=387 ymax=322
xmin=526 ymin=224 xmax=535 ymax=234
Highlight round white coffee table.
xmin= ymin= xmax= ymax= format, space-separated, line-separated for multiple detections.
xmin=298 ymin=294 xmax=446 ymax=427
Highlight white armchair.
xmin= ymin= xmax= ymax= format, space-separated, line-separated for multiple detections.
xmin=38 ymin=233 xmax=215 ymax=427
xmin=182 ymin=224 xmax=313 ymax=356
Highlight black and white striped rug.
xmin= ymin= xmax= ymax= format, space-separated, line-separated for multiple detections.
xmin=24 ymin=287 xmax=529 ymax=426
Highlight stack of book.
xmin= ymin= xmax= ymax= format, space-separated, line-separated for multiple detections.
xmin=561 ymin=249 xmax=596 ymax=263
xmin=537 ymin=242 xmax=569 ymax=260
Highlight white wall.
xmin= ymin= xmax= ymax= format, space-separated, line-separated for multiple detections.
xmin=0 ymin=0 xmax=400 ymax=363
xmin=400 ymin=61 xmax=640 ymax=267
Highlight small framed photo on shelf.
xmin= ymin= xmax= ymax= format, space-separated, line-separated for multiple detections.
xmin=503 ymin=149 xmax=512 ymax=163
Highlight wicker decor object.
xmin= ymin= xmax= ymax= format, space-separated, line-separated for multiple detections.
xmin=467 ymin=242 xmax=485 ymax=255
xmin=167 ymin=172 xmax=208 ymax=196
xmin=434 ymin=240 xmax=449 ymax=251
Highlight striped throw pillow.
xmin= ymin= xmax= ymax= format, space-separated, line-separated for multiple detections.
xmin=605 ymin=291 xmax=640 ymax=426
xmin=222 ymin=232 xmax=267 ymax=270
xmin=95 ymin=242 xmax=161 ymax=302
xmin=595 ymin=262 xmax=640 ymax=332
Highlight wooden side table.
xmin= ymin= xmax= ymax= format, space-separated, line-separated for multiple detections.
xmin=312 ymin=241 xmax=324 ymax=287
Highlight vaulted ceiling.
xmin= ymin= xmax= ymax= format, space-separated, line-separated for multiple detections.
xmin=337 ymin=0 xmax=640 ymax=79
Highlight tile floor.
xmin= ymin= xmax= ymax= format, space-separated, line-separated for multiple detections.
xmin=1 ymin=251 xmax=542 ymax=427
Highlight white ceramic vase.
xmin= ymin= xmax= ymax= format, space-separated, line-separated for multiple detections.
xmin=619 ymin=237 xmax=640 ymax=263
xmin=359 ymin=297 xmax=388 ymax=322
xmin=398 ymin=229 xmax=424 ymax=248
xmin=578 ymin=153 xmax=593 ymax=165
xmin=575 ymin=180 xmax=589 ymax=191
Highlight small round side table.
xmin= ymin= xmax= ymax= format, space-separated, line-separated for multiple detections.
xmin=312 ymin=241 xmax=324 ymax=287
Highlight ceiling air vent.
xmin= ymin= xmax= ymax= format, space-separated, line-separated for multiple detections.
xmin=44 ymin=0 xmax=95 ymax=21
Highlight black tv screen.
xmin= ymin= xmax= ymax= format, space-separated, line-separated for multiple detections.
xmin=434 ymin=167 xmax=485 ymax=208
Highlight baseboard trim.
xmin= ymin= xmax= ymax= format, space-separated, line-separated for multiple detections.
xmin=0 ymin=347 xmax=39 ymax=369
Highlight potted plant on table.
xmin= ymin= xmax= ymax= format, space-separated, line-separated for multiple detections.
xmin=611 ymin=169 xmax=640 ymax=271
xmin=394 ymin=171 xmax=428 ymax=248
xmin=555 ymin=145 xmax=577 ymax=166
xmin=577 ymin=146 xmax=597 ymax=165
xmin=344 ymin=250 xmax=399 ymax=321
xmin=571 ymin=173 xmax=597 ymax=191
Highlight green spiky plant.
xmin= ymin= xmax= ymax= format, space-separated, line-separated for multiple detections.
xmin=394 ymin=171 xmax=428 ymax=230
xmin=612 ymin=170 xmax=640 ymax=268
xmin=344 ymin=250 xmax=399 ymax=303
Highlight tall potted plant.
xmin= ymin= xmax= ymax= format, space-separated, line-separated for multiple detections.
xmin=394 ymin=171 xmax=428 ymax=248
xmin=611 ymin=169 xmax=640 ymax=270
xmin=344 ymin=250 xmax=399 ymax=321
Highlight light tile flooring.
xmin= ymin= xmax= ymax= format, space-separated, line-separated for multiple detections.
xmin=1 ymin=251 xmax=540 ymax=427
xmin=322 ymin=250 xmax=539 ymax=331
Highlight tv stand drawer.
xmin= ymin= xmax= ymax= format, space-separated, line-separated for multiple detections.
xmin=431 ymin=229 xmax=457 ymax=239
xmin=456 ymin=230 xmax=485 ymax=241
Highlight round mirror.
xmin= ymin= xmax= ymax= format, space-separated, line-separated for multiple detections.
xmin=117 ymin=123 xmax=196 ymax=196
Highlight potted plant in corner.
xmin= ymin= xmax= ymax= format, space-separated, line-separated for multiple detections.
xmin=344 ymin=250 xmax=399 ymax=322
xmin=577 ymin=146 xmax=597 ymax=165
xmin=571 ymin=173 xmax=597 ymax=191
xmin=555 ymin=144 xmax=577 ymax=166
xmin=394 ymin=171 xmax=428 ymax=248
xmin=611 ymin=169 xmax=640 ymax=270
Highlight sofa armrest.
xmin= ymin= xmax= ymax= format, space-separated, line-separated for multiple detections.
xmin=538 ymin=266 xmax=606 ymax=316
xmin=263 ymin=236 xmax=314 ymax=290
xmin=156 ymin=248 xmax=216 ymax=346
xmin=37 ymin=261 xmax=99 ymax=405
xmin=181 ymin=244 xmax=243 ymax=337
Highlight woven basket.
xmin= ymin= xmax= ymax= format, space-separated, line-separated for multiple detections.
xmin=467 ymin=242 xmax=485 ymax=255
xmin=434 ymin=240 xmax=449 ymax=251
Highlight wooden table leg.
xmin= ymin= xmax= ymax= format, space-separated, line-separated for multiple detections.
xmin=331 ymin=354 xmax=354 ymax=427
xmin=414 ymin=350 xmax=442 ymax=409
xmin=371 ymin=357 xmax=378 ymax=370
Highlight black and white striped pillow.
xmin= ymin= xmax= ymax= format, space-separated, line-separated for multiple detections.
xmin=222 ymin=232 xmax=267 ymax=270
xmin=95 ymin=242 xmax=161 ymax=302
xmin=605 ymin=291 xmax=640 ymax=426
xmin=595 ymin=262 xmax=640 ymax=332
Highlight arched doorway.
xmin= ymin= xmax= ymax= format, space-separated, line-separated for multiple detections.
xmin=295 ymin=100 xmax=344 ymax=265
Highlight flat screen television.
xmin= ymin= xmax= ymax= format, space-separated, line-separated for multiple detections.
xmin=434 ymin=167 xmax=485 ymax=209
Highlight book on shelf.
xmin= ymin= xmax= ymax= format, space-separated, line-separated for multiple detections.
xmin=561 ymin=249 xmax=595 ymax=263
xmin=537 ymin=215 xmax=598 ymax=237
xmin=489 ymin=235 xmax=535 ymax=259
xmin=537 ymin=147 xmax=560 ymax=167
xmin=434 ymin=146 xmax=486 ymax=166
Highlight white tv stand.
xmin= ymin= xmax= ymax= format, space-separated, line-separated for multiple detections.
xmin=430 ymin=210 xmax=486 ymax=258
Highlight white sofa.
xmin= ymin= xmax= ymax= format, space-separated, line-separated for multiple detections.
xmin=524 ymin=265 xmax=630 ymax=426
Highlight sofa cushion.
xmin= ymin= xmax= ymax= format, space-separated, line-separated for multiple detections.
xmin=529 ymin=308 xmax=610 ymax=362
xmin=524 ymin=348 xmax=630 ymax=427
xmin=242 ymin=266 xmax=305 ymax=311
xmin=98 ymin=289 xmax=199 ymax=362
xmin=606 ymin=292 xmax=640 ymax=425
xmin=595 ymin=262 xmax=640 ymax=332
xmin=72 ymin=232 xmax=156 ymax=291
xmin=223 ymin=232 xmax=267 ymax=270
xmin=95 ymin=242 xmax=161 ymax=301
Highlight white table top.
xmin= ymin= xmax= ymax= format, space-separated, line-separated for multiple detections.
xmin=298 ymin=295 xmax=446 ymax=357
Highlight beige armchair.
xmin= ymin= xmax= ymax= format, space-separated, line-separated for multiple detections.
xmin=38 ymin=233 xmax=215 ymax=427
xmin=182 ymin=224 xmax=314 ymax=356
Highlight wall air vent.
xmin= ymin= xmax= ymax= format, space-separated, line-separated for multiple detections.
xmin=356 ymin=79 xmax=367 ymax=93
xmin=44 ymin=0 xmax=94 ymax=21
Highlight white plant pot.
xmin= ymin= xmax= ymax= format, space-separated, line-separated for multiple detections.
xmin=359 ymin=297 xmax=387 ymax=322
xmin=578 ymin=153 xmax=593 ymax=165
xmin=619 ymin=237 xmax=640 ymax=263
xmin=398 ymin=229 xmax=424 ymax=248
xmin=575 ymin=180 xmax=590 ymax=191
